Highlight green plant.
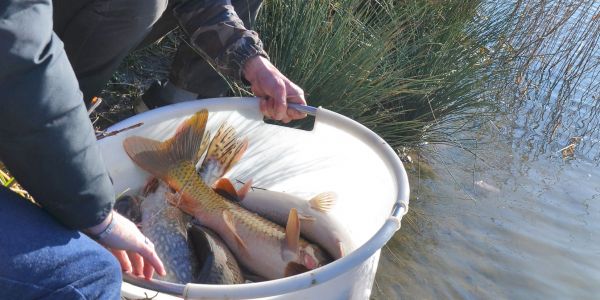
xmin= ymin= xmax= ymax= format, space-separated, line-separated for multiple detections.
xmin=254 ymin=0 xmax=509 ymax=149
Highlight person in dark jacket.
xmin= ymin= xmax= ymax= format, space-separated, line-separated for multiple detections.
xmin=54 ymin=0 xmax=306 ymax=123
xmin=0 ymin=0 xmax=305 ymax=299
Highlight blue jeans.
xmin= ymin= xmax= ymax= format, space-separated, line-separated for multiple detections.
xmin=0 ymin=187 xmax=122 ymax=299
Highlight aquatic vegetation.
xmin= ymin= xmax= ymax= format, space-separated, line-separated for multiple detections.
xmin=253 ymin=0 xmax=507 ymax=148
xmin=254 ymin=0 xmax=598 ymax=152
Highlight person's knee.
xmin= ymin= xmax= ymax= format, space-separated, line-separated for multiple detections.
xmin=94 ymin=248 xmax=123 ymax=287
xmin=71 ymin=245 xmax=123 ymax=299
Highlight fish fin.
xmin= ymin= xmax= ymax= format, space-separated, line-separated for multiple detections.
xmin=198 ymin=123 xmax=248 ymax=185
xmin=123 ymin=110 xmax=208 ymax=179
xmin=222 ymin=210 xmax=248 ymax=253
xmin=142 ymin=177 xmax=160 ymax=197
xmin=284 ymin=262 xmax=310 ymax=277
xmin=237 ymin=179 xmax=253 ymax=200
xmin=338 ymin=241 xmax=345 ymax=258
xmin=213 ymin=178 xmax=239 ymax=201
xmin=285 ymin=208 xmax=300 ymax=255
xmin=165 ymin=191 xmax=199 ymax=219
xmin=195 ymin=130 xmax=212 ymax=163
xmin=309 ymin=192 xmax=337 ymax=213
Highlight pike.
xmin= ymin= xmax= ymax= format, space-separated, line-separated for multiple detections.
xmin=123 ymin=110 xmax=331 ymax=279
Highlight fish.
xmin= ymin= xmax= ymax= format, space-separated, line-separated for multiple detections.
xmin=116 ymin=179 xmax=245 ymax=285
xmin=123 ymin=109 xmax=332 ymax=279
xmin=138 ymin=178 xmax=199 ymax=284
xmin=189 ymin=222 xmax=245 ymax=284
xmin=214 ymin=179 xmax=355 ymax=260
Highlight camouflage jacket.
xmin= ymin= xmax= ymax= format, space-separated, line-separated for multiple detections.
xmin=172 ymin=0 xmax=269 ymax=82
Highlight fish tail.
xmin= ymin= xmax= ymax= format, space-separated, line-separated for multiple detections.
xmin=123 ymin=110 xmax=209 ymax=180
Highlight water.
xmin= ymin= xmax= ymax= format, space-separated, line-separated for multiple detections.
xmin=372 ymin=2 xmax=600 ymax=299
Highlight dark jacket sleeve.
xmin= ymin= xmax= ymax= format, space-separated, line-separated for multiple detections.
xmin=171 ymin=0 xmax=269 ymax=81
xmin=0 ymin=1 xmax=114 ymax=229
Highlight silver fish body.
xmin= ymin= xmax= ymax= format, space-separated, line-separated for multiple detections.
xmin=240 ymin=189 xmax=355 ymax=260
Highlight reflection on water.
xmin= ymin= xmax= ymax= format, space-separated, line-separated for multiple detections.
xmin=372 ymin=1 xmax=599 ymax=299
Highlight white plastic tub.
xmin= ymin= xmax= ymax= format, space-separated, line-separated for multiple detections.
xmin=97 ymin=97 xmax=409 ymax=300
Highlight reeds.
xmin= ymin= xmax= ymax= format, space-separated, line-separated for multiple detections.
xmin=255 ymin=0 xmax=506 ymax=149
xmin=255 ymin=0 xmax=599 ymax=152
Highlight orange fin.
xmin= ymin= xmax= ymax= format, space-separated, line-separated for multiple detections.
xmin=198 ymin=123 xmax=248 ymax=186
xmin=123 ymin=109 xmax=208 ymax=179
xmin=213 ymin=178 xmax=239 ymax=201
xmin=237 ymin=179 xmax=253 ymax=200
xmin=283 ymin=208 xmax=300 ymax=260
xmin=309 ymin=192 xmax=336 ymax=213
xmin=284 ymin=262 xmax=310 ymax=277
xmin=222 ymin=210 xmax=248 ymax=254
xmin=165 ymin=192 xmax=199 ymax=219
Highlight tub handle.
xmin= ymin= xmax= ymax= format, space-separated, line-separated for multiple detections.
xmin=388 ymin=202 xmax=407 ymax=231
xmin=288 ymin=103 xmax=318 ymax=116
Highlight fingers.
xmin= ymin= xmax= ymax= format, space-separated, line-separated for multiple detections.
xmin=128 ymin=250 xmax=144 ymax=277
xmin=98 ymin=212 xmax=166 ymax=280
xmin=137 ymin=237 xmax=167 ymax=278
xmin=270 ymin=78 xmax=288 ymax=121
xmin=285 ymin=82 xmax=308 ymax=121
xmin=256 ymin=78 xmax=307 ymax=123
xmin=111 ymin=249 xmax=132 ymax=273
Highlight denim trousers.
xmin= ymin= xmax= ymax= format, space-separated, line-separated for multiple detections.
xmin=53 ymin=0 xmax=263 ymax=104
xmin=0 ymin=188 xmax=122 ymax=299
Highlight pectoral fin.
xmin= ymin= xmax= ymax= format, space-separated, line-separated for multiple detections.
xmin=309 ymin=192 xmax=337 ymax=213
xmin=222 ymin=210 xmax=248 ymax=254
xmin=213 ymin=178 xmax=240 ymax=201
xmin=337 ymin=241 xmax=346 ymax=258
xmin=237 ymin=179 xmax=253 ymax=200
xmin=213 ymin=178 xmax=254 ymax=202
xmin=284 ymin=208 xmax=300 ymax=259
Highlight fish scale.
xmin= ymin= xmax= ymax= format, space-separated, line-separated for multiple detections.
xmin=170 ymin=163 xmax=288 ymax=240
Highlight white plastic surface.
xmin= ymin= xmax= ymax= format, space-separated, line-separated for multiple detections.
xmin=97 ymin=97 xmax=409 ymax=300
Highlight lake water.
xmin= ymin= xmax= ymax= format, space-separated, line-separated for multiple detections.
xmin=372 ymin=3 xmax=600 ymax=299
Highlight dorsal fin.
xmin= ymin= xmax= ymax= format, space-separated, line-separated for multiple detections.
xmin=123 ymin=110 xmax=208 ymax=179
xmin=308 ymin=192 xmax=337 ymax=213
xmin=198 ymin=123 xmax=248 ymax=186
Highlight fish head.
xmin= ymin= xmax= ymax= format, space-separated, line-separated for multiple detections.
xmin=284 ymin=244 xmax=332 ymax=277
xmin=114 ymin=195 xmax=142 ymax=224
xmin=300 ymin=244 xmax=332 ymax=270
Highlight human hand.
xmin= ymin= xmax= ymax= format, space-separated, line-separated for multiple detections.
xmin=243 ymin=56 xmax=307 ymax=123
xmin=85 ymin=211 xmax=166 ymax=280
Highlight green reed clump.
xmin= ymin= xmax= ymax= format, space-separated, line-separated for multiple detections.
xmin=255 ymin=0 xmax=508 ymax=148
